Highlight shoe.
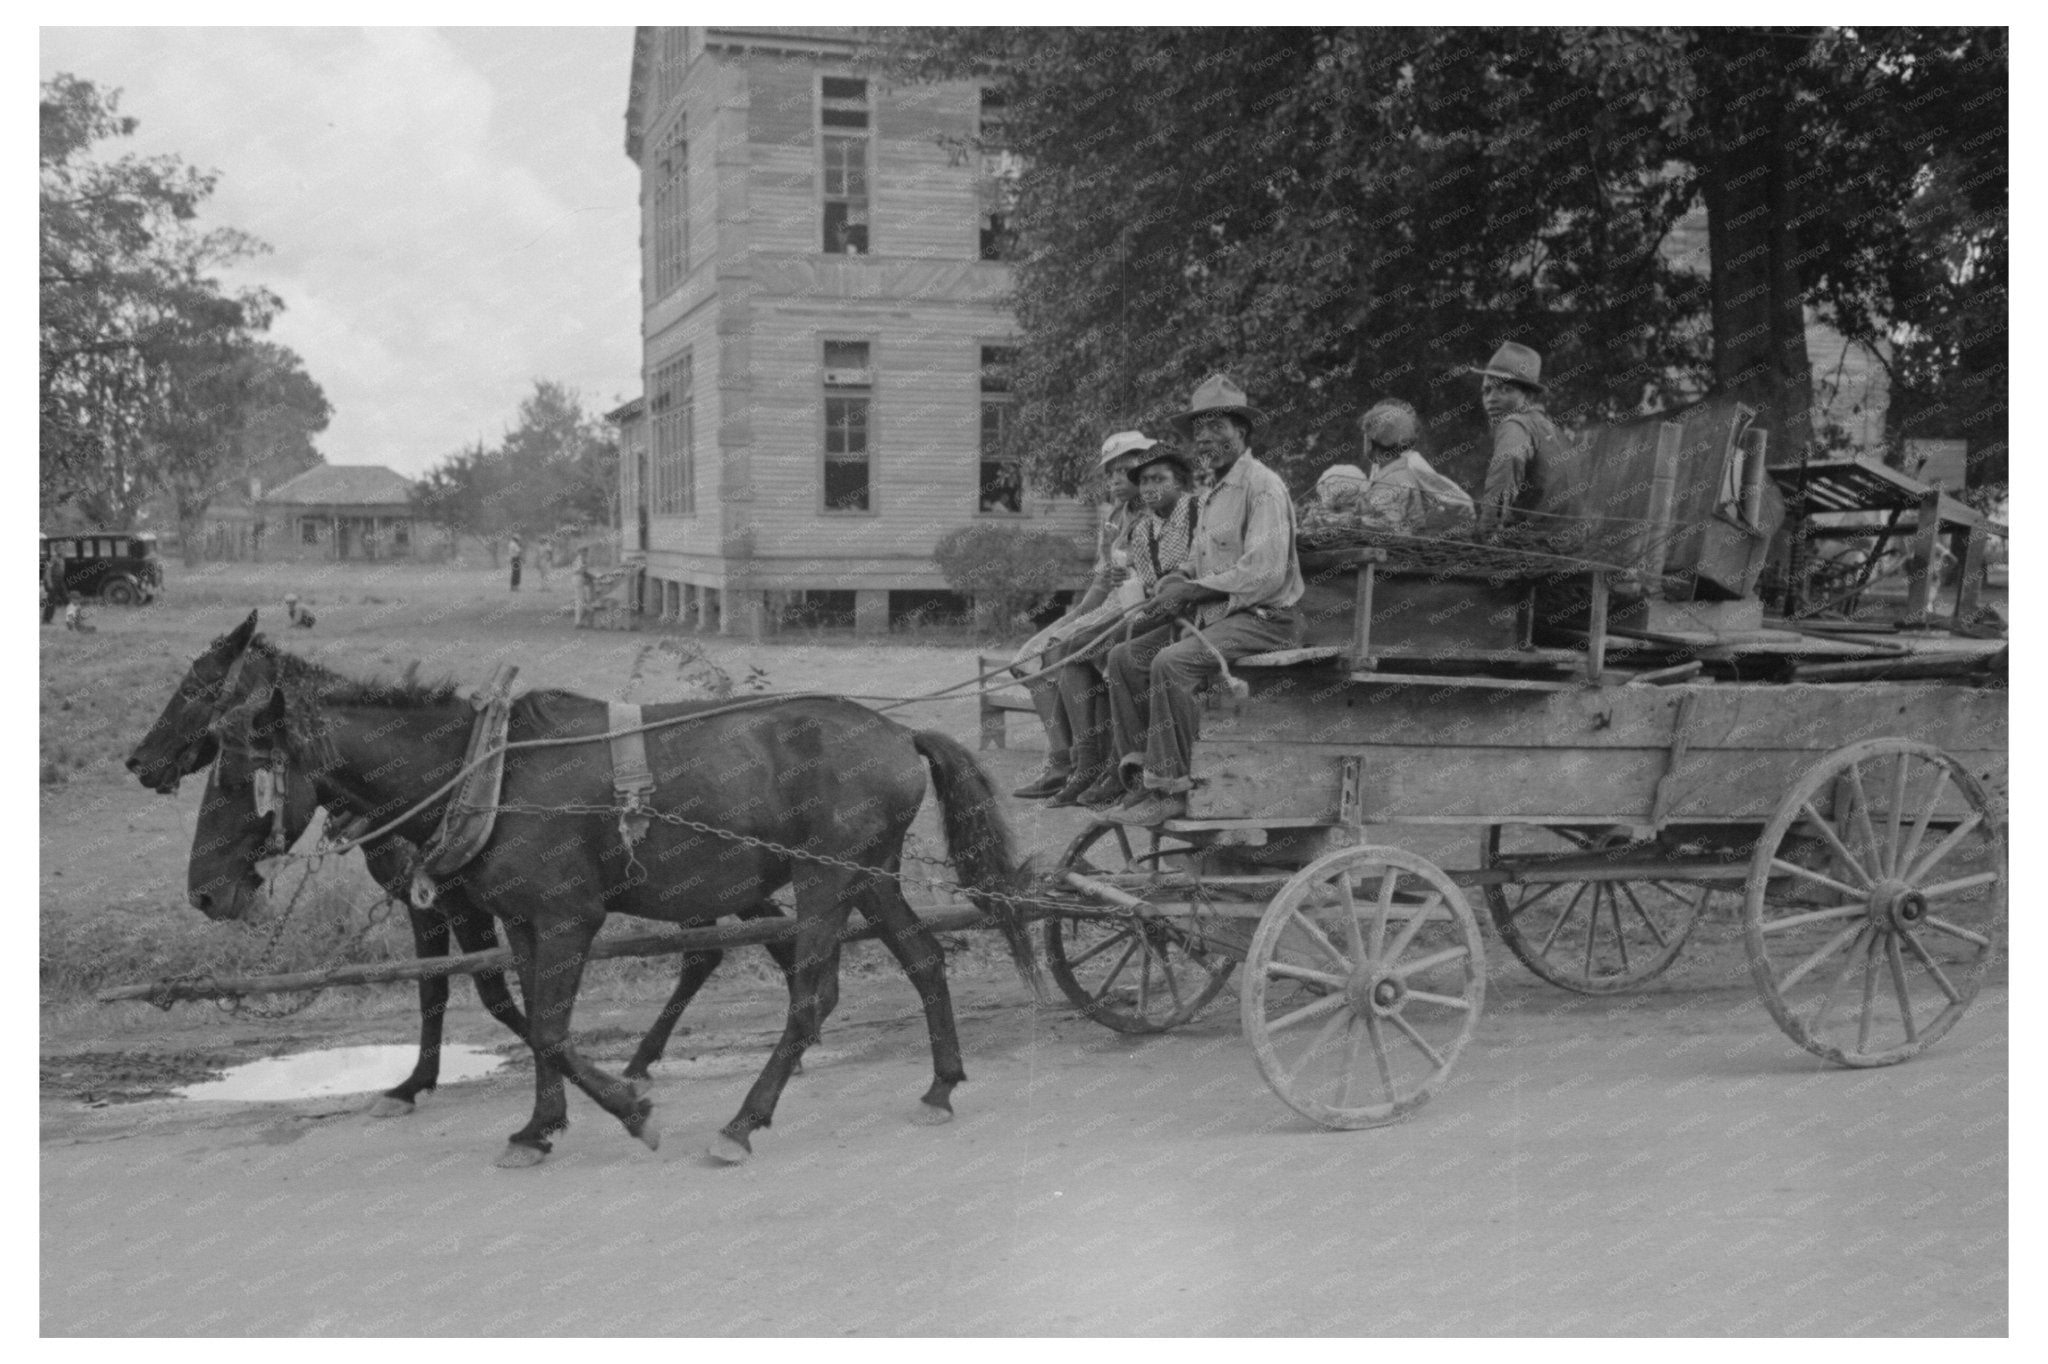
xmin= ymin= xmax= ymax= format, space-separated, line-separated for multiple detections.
xmin=1074 ymin=771 xmax=1127 ymax=810
xmin=1011 ymin=770 xmax=1069 ymax=800
xmin=1104 ymin=792 xmax=1188 ymax=826
xmin=1048 ymin=770 xmax=1105 ymax=808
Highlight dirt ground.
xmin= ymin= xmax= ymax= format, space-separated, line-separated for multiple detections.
xmin=40 ymin=567 xmax=2008 ymax=1336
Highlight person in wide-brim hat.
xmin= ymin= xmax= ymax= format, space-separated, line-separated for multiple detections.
xmin=1169 ymin=374 xmax=1264 ymax=436
xmin=1466 ymin=341 xmax=1546 ymax=395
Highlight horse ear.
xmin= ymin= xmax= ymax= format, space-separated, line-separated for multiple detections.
xmin=226 ymin=609 xmax=259 ymax=652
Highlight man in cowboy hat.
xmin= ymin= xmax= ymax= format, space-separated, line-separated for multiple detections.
xmin=1471 ymin=342 xmax=1570 ymax=535
xmin=1010 ymin=430 xmax=1153 ymax=799
xmin=1103 ymin=375 xmax=1305 ymax=825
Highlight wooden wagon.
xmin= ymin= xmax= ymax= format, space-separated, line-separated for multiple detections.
xmin=1039 ymin=399 xmax=2007 ymax=1129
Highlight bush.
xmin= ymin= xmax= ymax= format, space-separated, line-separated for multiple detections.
xmin=932 ymin=525 xmax=1086 ymax=633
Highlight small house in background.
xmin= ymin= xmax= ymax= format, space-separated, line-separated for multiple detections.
xmin=257 ymin=464 xmax=419 ymax=562
xmin=619 ymin=26 xmax=1094 ymax=637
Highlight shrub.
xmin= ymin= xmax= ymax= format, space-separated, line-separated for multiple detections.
xmin=932 ymin=524 xmax=1086 ymax=633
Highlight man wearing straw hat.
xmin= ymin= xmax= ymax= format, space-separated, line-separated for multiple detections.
xmin=1471 ymin=341 xmax=1570 ymax=535
xmin=1009 ymin=430 xmax=1154 ymax=799
xmin=1103 ymin=375 xmax=1304 ymax=826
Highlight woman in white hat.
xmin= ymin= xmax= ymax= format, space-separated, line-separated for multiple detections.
xmin=1010 ymin=430 xmax=1154 ymax=799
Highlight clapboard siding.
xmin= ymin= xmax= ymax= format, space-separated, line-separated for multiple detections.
xmin=628 ymin=29 xmax=1092 ymax=607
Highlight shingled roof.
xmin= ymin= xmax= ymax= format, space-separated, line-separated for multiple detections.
xmin=263 ymin=465 xmax=415 ymax=507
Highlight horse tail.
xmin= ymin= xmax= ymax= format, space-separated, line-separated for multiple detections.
xmin=912 ymin=730 xmax=1047 ymax=1003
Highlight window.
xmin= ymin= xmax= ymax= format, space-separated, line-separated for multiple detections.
xmin=979 ymin=345 xmax=1022 ymax=513
xmin=823 ymin=341 xmax=872 ymax=512
xmin=650 ymin=352 xmax=695 ymax=515
xmin=300 ymin=519 xmax=319 ymax=545
xmin=651 ymin=119 xmax=688 ymax=298
xmin=979 ymin=88 xmax=1021 ymax=262
xmin=654 ymin=28 xmax=688 ymax=109
xmin=393 ymin=521 xmax=410 ymax=551
xmin=821 ymin=77 xmax=870 ymax=254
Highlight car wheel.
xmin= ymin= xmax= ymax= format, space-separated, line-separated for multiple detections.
xmin=100 ymin=577 xmax=140 ymax=607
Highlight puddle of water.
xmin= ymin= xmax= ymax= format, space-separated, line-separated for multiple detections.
xmin=176 ymin=1045 xmax=504 ymax=1102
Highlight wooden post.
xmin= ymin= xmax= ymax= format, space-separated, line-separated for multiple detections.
xmin=1643 ymin=422 xmax=1684 ymax=590
xmin=1951 ymin=525 xmax=1985 ymax=623
xmin=1349 ymin=561 xmax=1376 ymax=670
xmin=1584 ymin=571 xmax=1609 ymax=683
xmin=1904 ymin=485 xmax=1942 ymax=622
xmin=1741 ymin=428 xmax=1768 ymax=527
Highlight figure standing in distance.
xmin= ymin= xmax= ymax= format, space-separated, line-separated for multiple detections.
xmin=41 ymin=545 xmax=65 ymax=625
xmin=507 ymin=532 xmax=524 ymax=591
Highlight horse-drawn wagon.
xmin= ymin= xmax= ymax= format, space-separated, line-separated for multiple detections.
xmin=112 ymin=399 xmax=2005 ymax=1160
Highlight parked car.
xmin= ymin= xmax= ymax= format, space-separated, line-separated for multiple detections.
xmin=40 ymin=531 xmax=163 ymax=606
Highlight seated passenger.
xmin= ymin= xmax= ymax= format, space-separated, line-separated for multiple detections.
xmin=1470 ymin=342 xmax=1569 ymax=535
xmin=1050 ymin=446 xmax=1200 ymax=808
xmin=1104 ymin=375 xmax=1305 ymax=826
xmin=1349 ymin=399 xmax=1474 ymax=531
xmin=1009 ymin=431 xmax=1152 ymax=799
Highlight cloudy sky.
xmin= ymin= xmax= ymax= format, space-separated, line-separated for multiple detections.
xmin=40 ymin=27 xmax=643 ymax=478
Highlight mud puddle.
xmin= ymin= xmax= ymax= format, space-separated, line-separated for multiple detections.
xmin=176 ymin=1044 xmax=503 ymax=1101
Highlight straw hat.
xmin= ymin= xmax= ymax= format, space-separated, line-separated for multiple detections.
xmin=1098 ymin=430 xmax=1159 ymax=470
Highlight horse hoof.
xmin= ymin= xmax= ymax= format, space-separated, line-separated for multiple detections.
xmin=910 ymin=1101 xmax=954 ymax=1127
xmin=627 ymin=1075 xmax=653 ymax=1099
xmin=494 ymin=1143 xmax=548 ymax=1170
xmin=706 ymin=1133 xmax=752 ymax=1165
xmin=636 ymin=1121 xmax=662 ymax=1153
xmin=367 ymin=1095 xmax=416 ymax=1119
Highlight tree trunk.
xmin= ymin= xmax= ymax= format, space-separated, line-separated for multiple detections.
xmin=1697 ymin=30 xmax=1815 ymax=463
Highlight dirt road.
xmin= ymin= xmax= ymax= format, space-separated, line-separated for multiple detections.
xmin=42 ymin=955 xmax=2006 ymax=1336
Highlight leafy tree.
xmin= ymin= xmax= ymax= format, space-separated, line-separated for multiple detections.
xmin=494 ymin=380 xmax=617 ymax=535
xmin=411 ymin=442 xmax=506 ymax=562
xmin=933 ymin=523 xmax=1084 ymax=632
xmin=40 ymin=74 xmax=283 ymax=524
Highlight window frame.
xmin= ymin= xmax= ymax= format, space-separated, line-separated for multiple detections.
xmin=976 ymin=341 xmax=1024 ymax=517
xmin=649 ymin=350 xmax=696 ymax=517
xmin=649 ymin=114 xmax=689 ymax=300
xmin=819 ymin=336 xmax=878 ymax=516
xmin=817 ymin=74 xmax=872 ymax=256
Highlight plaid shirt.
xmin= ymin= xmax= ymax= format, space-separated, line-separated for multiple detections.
xmin=1130 ymin=493 xmax=1199 ymax=592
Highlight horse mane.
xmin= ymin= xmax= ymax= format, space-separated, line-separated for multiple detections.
xmin=248 ymin=634 xmax=464 ymax=709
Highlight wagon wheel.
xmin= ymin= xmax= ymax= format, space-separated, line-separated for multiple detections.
xmin=1044 ymin=823 xmax=1235 ymax=1034
xmin=1744 ymin=739 xmax=2005 ymax=1067
xmin=1242 ymin=845 xmax=1485 ymax=1129
xmin=1482 ymin=825 xmax=1704 ymax=994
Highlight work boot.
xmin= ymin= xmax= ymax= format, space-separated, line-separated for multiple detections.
xmin=1048 ymin=769 xmax=1106 ymax=808
xmin=1075 ymin=770 xmax=1128 ymax=810
xmin=1011 ymin=768 xmax=1069 ymax=800
xmin=1105 ymin=791 xmax=1188 ymax=827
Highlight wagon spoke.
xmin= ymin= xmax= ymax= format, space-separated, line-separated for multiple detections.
xmin=1883 ymin=752 xmax=1911 ymax=878
xmin=1916 ymin=870 xmax=2001 ymax=899
xmin=1392 ymin=944 xmax=1469 ymax=979
xmin=1855 ymin=932 xmax=1882 ymax=1054
xmin=1266 ymin=990 xmax=1351 ymax=1035
xmin=1289 ymin=910 xmax=1352 ymax=971
xmin=1806 ymin=927 xmax=1870 ymax=1036
xmin=1090 ymin=936 xmax=1142 ymax=1005
xmin=1337 ymin=875 xmax=1364 ymax=967
xmin=1065 ymin=925 xmax=1140 ymax=971
xmin=1497 ymin=878 xmax=1571 ymax=920
xmin=1583 ymin=884 xmax=1603 ymax=979
xmin=1265 ymin=960 xmax=1346 ymax=989
xmin=1905 ymin=813 xmax=1985 ymax=885
xmin=1607 ymin=888 xmax=1632 ymax=974
xmin=1617 ymin=882 xmax=1671 ymax=948
xmin=1339 ymin=1015 xmax=1369 ymax=1109
xmin=1382 ymin=891 xmax=1441 ymax=968
xmin=1362 ymin=1012 xmax=1396 ymax=1104
xmin=1768 ymin=857 xmax=1867 ymax=902
xmin=1798 ymin=802 xmax=1876 ymax=889
xmin=1149 ymin=937 xmax=1188 ymax=1012
xmin=1368 ymin=868 xmax=1395 ymax=960
xmin=1281 ymin=1009 xmax=1353 ymax=1095
xmin=1886 ymin=933 xmax=1918 ymax=1044
xmin=1899 ymin=929 xmax=1962 ymax=1003
xmin=1136 ymin=938 xmax=1153 ymax=1016
xmin=1845 ymin=762 xmax=1883 ymax=883
xmin=1401 ymin=988 xmax=1472 ymax=1012
xmin=1538 ymin=883 xmax=1592 ymax=956
xmin=1777 ymin=920 xmax=1869 ymax=993
xmin=1111 ymin=824 xmax=1136 ymax=866
xmin=1387 ymin=1008 xmax=1447 ymax=1070
xmin=1760 ymin=902 xmax=1867 ymax=936
xmin=1922 ymin=915 xmax=1991 ymax=950
xmin=1897 ymin=766 xmax=1954 ymax=879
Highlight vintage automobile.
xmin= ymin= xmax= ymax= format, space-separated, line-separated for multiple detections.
xmin=40 ymin=531 xmax=164 ymax=606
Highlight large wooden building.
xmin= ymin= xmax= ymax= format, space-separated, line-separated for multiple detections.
xmin=620 ymin=26 xmax=1092 ymax=635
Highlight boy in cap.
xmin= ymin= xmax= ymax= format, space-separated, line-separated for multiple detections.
xmin=1010 ymin=431 xmax=1153 ymax=799
xmin=1104 ymin=375 xmax=1304 ymax=825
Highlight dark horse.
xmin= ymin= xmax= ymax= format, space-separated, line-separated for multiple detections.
xmin=184 ymin=686 xmax=802 ymax=1110
xmin=129 ymin=613 xmax=1041 ymax=1167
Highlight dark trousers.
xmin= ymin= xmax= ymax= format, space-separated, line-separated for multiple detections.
xmin=1106 ymin=608 xmax=1304 ymax=793
xmin=509 ymin=557 xmax=522 ymax=590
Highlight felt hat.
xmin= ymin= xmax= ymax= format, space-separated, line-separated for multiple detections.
xmin=1098 ymin=430 xmax=1159 ymax=470
xmin=1467 ymin=342 xmax=1545 ymax=394
xmin=1170 ymin=374 xmax=1264 ymax=435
